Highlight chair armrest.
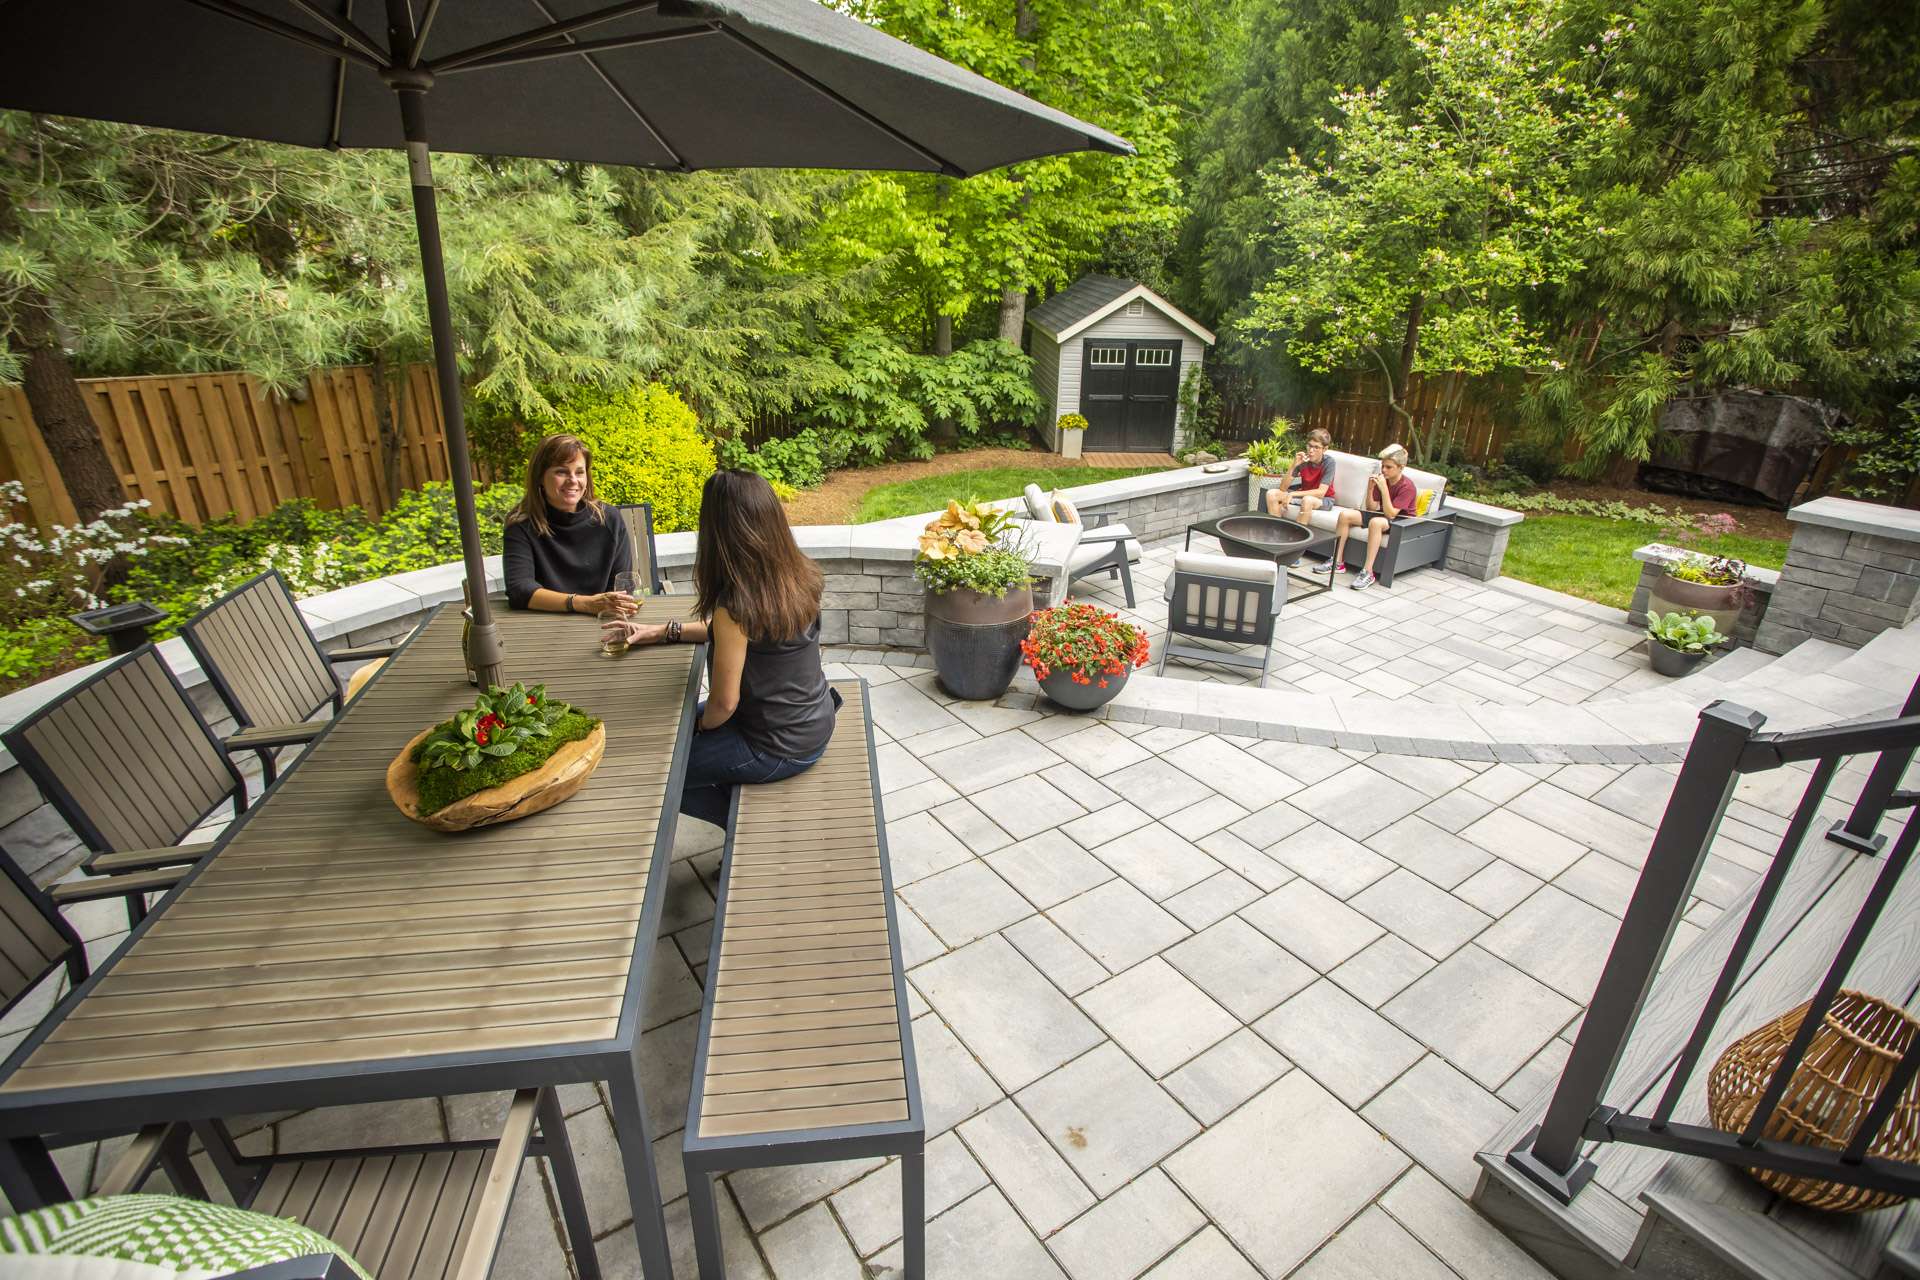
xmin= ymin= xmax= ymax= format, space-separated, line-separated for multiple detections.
xmin=87 ymin=841 xmax=217 ymax=874
xmin=51 ymin=865 xmax=189 ymax=905
xmin=656 ymin=579 xmax=675 ymax=595
xmin=228 ymin=722 xmax=325 ymax=751
xmin=327 ymin=642 xmax=399 ymax=663
xmin=1082 ymin=507 xmax=1121 ymax=530
xmin=1078 ymin=523 xmax=1135 ymax=544
xmin=96 ymin=1124 xmax=174 ymax=1195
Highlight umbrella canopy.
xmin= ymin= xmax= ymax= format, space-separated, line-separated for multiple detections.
xmin=0 ymin=0 xmax=1131 ymax=691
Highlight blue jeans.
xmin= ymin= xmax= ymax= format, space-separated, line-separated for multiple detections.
xmin=679 ymin=700 xmax=831 ymax=828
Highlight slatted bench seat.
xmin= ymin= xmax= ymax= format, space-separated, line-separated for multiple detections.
xmin=681 ymin=679 xmax=924 ymax=1279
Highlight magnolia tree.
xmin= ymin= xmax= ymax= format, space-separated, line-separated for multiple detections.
xmin=1240 ymin=0 xmax=1627 ymax=462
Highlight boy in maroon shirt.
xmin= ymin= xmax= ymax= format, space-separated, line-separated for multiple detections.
xmin=1264 ymin=428 xmax=1337 ymax=525
xmin=1330 ymin=443 xmax=1417 ymax=590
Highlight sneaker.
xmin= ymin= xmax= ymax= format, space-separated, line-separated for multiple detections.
xmin=1308 ymin=558 xmax=1336 ymax=575
xmin=1352 ymin=570 xmax=1376 ymax=590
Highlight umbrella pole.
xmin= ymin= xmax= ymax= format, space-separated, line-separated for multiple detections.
xmin=391 ymin=77 xmax=504 ymax=689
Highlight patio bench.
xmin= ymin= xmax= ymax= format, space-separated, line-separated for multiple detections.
xmin=682 ymin=679 xmax=924 ymax=1280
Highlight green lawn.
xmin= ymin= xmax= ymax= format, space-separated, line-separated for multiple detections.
xmin=1501 ymin=515 xmax=1788 ymax=609
xmin=853 ymin=465 xmax=1171 ymax=523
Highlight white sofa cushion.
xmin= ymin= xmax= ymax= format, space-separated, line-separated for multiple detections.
xmin=1023 ymin=483 xmax=1056 ymax=522
xmin=1163 ymin=551 xmax=1281 ymax=630
xmin=1071 ymin=537 xmax=1143 ymax=574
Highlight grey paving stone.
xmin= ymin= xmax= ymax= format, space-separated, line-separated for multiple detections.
xmin=729 ymin=1156 xmax=883 ymax=1233
xmin=1164 ymin=735 xmax=1298 ymax=802
xmin=1329 ymin=935 xmax=1436 ymax=1008
xmin=1049 ymin=722 xmax=1155 ymax=777
xmin=1478 ymin=883 xmax=1622 ymax=1002
xmin=1383 ymin=946 xmax=1579 ymax=1090
xmin=894 ymin=722 xmax=982 ymax=759
xmin=1164 ymin=1071 xmax=1408 ymax=1280
xmin=760 ymin=1202 xmax=864 ymax=1280
xmin=1016 ymin=1042 xmax=1199 ymax=1197
xmin=895 ymin=900 xmax=947 ymax=969
xmin=1079 ymin=957 xmax=1241 ymax=1077
xmin=988 ymin=829 xmax=1117 ymax=910
xmin=1508 ymin=782 xmax=1658 ymax=868
xmin=1350 ymin=869 xmax=1493 ymax=960
xmin=1195 ymin=828 xmax=1295 ymax=891
xmin=1463 ymin=763 xmax=1538 ymax=805
xmin=875 ymin=742 xmax=937 ymax=794
xmin=1062 ymin=799 xmax=1157 ymax=850
xmin=1162 ymin=1028 xmax=1292 ymax=1125
xmin=1244 ymin=740 xmax=1354 ymax=785
xmin=885 ymin=810 xmax=976 ymax=886
xmin=1163 ymin=793 xmax=1251 ymax=841
xmin=975 ymin=773 xmax=1092 ymax=841
xmin=1459 ymin=808 xmax=1588 ymax=880
xmin=1380 ymin=1165 xmax=1555 ymax=1280
xmin=1254 ymin=979 xmax=1425 ymax=1108
xmin=885 ymin=777 xmax=962 ymax=819
xmin=830 ymin=1132 xmax=989 ymax=1258
xmin=1101 ymin=757 xmax=1216 ymax=818
xmin=493 ymin=1164 xmax=570 ymax=1280
xmin=593 ymin=1179 xmax=770 ymax=1280
xmin=1164 ymin=869 xmax=1262 ymax=930
xmin=280 ymin=1098 xmax=441 ymax=1154
xmin=1362 ymin=1054 xmax=1516 ymax=1196
xmin=914 ymin=936 xmax=1103 ymax=1092
xmin=1134 ymin=725 xmax=1204 ymax=752
xmin=1047 ymin=1168 xmax=1205 ymax=1280
xmin=1225 ymin=799 xmax=1314 ymax=851
xmin=920 ymin=732 xmax=1065 ymax=791
xmin=1164 ymin=916 xmax=1315 ymax=1022
xmin=1086 ymin=822 xmax=1223 ymax=901
xmin=1265 ymin=825 xmax=1396 ymax=899
xmin=1454 ymin=859 xmax=1544 ymax=916
xmin=948 ymin=702 xmax=1043 ymax=736
xmin=1240 ymin=879 xmax=1384 ymax=972
xmin=1139 ymin=1226 xmax=1262 ymax=1280
xmin=1004 ymin=915 xmax=1110 ymax=997
xmin=1554 ymin=849 xmax=1640 ymax=917
xmin=1051 ymin=879 xmax=1191 ymax=973
xmin=869 ymin=1187 xmax=1065 ymax=1280
xmin=1041 ymin=762 xmax=1123 ymax=813
xmin=1293 ymin=1205 xmax=1456 ymax=1280
xmin=900 ymin=860 xmax=1034 ymax=948
xmin=1364 ymin=814 xmax=1494 ymax=889
xmin=1381 ymin=755 xmax=1479 ymax=799
xmin=907 ymin=1011 xmax=1004 ymax=1137
xmin=931 ymin=797 xmax=1015 ymax=855
xmin=1023 ymin=714 xmax=1102 ymax=744
xmin=957 ymin=1099 xmax=1096 ymax=1237
xmin=1290 ymin=763 xmax=1427 ymax=840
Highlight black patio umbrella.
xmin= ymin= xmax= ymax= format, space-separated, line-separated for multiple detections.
xmin=0 ymin=0 xmax=1132 ymax=686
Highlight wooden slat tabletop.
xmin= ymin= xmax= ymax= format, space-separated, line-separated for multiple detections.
xmin=0 ymin=600 xmax=697 ymax=1096
xmin=696 ymin=683 xmax=912 ymax=1139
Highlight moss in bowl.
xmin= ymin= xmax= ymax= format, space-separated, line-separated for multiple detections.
xmin=389 ymin=682 xmax=605 ymax=830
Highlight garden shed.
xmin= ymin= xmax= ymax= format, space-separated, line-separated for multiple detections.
xmin=1027 ymin=274 xmax=1215 ymax=456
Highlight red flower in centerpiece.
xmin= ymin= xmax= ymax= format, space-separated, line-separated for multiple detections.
xmin=1022 ymin=603 xmax=1150 ymax=689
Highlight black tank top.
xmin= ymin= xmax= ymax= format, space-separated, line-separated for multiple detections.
xmin=722 ymin=615 xmax=835 ymax=759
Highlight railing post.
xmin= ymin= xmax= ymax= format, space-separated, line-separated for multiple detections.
xmin=1828 ymin=672 xmax=1920 ymax=854
xmin=1507 ymin=701 xmax=1765 ymax=1204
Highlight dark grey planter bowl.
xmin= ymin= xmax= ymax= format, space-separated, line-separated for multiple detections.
xmin=1648 ymin=640 xmax=1708 ymax=677
xmin=1038 ymin=663 xmax=1132 ymax=711
xmin=925 ymin=586 xmax=1033 ymax=701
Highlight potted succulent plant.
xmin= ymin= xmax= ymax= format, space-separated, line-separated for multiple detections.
xmin=1651 ymin=551 xmax=1750 ymax=636
xmin=1646 ymin=611 xmax=1725 ymax=677
xmin=1022 ymin=602 xmax=1152 ymax=711
xmin=387 ymin=682 xmax=604 ymax=830
xmin=1244 ymin=415 xmax=1303 ymax=510
xmin=1057 ymin=412 xmax=1089 ymax=460
xmin=916 ymin=498 xmax=1035 ymax=700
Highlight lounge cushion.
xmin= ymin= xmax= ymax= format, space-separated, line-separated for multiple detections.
xmin=1070 ymin=538 xmax=1143 ymax=575
xmin=0 ymin=1195 xmax=367 ymax=1280
xmin=1023 ymin=484 xmax=1057 ymax=522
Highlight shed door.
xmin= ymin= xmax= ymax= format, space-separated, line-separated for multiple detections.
xmin=1079 ymin=340 xmax=1180 ymax=452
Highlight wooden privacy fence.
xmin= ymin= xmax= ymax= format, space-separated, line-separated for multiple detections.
xmin=1218 ymin=372 xmax=1509 ymax=464
xmin=0 ymin=363 xmax=484 ymax=529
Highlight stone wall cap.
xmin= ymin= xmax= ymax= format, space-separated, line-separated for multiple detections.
xmin=1631 ymin=543 xmax=1780 ymax=589
xmin=1445 ymin=497 xmax=1524 ymax=527
xmin=1788 ymin=496 xmax=1920 ymax=542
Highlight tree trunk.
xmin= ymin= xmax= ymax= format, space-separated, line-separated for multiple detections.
xmin=9 ymin=292 xmax=125 ymax=524
xmin=933 ymin=314 xmax=953 ymax=358
xmin=368 ymin=346 xmax=404 ymax=510
xmin=995 ymin=0 xmax=1037 ymax=346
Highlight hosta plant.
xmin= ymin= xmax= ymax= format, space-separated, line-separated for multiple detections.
xmin=914 ymin=498 xmax=1033 ymax=597
xmin=1021 ymin=602 xmax=1151 ymax=688
xmin=1646 ymin=611 xmax=1725 ymax=654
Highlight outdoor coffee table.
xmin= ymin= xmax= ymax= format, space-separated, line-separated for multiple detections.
xmin=1186 ymin=514 xmax=1337 ymax=601
xmin=0 ymin=599 xmax=701 ymax=1280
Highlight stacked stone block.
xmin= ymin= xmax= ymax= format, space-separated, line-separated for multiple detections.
xmin=1625 ymin=547 xmax=1776 ymax=647
xmin=1754 ymin=498 xmax=1920 ymax=654
xmin=1443 ymin=516 xmax=1513 ymax=583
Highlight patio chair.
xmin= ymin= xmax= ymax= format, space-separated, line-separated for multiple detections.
xmin=1022 ymin=483 xmax=1141 ymax=608
xmin=617 ymin=502 xmax=669 ymax=595
xmin=2 ymin=645 xmax=249 ymax=925
xmin=181 ymin=570 xmax=405 ymax=783
xmin=1157 ymin=550 xmax=1284 ymax=686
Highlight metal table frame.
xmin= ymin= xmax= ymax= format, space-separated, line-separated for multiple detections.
xmin=0 ymin=604 xmax=703 ymax=1280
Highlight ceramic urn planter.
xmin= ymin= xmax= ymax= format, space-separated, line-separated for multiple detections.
xmin=387 ymin=722 xmax=606 ymax=831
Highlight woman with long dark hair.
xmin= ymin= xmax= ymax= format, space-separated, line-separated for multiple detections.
xmin=603 ymin=469 xmax=836 ymax=827
xmin=502 ymin=433 xmax=636 ymax=616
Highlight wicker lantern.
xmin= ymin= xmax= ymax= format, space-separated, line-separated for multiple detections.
xmin=1707 ymin=990 xmax=1920 ymax=1213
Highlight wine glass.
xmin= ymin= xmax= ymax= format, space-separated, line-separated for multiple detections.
xmin=597 ymin=608 xmax=629 ymax=658
xmin=613 ymin=571 xmax=642 ymax=616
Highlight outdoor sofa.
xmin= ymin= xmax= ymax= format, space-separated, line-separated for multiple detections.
xmin=1277 ymin=448 xmax=1457 ymax=587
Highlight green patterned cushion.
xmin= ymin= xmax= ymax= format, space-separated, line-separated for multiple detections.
xmin=0 ymin=1194 xmax=369 ymax=1280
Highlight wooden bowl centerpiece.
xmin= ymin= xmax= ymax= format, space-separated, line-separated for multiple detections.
xmin=388 ymin=682 xmax=604 ymax=832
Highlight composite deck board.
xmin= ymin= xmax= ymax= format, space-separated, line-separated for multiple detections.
xmin=696 ymin=683 xmax=912 ymax=1140
xmin=0 ymin=603 xmax=694 ymax=1095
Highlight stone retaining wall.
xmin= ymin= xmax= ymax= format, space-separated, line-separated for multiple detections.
xmin=1754 ymin=497 xmax=1920 ymax=654
xmin=1627 ymin=544 xmax=1777 ymax=646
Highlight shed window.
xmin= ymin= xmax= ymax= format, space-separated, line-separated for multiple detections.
xmin=1126 ymin=299 xmax=1145 ymax=317
xmin=1088 ymin=346 xmax=1127 ymax=367
xmin=1135 ymin=348 xmax=1174 ymax=367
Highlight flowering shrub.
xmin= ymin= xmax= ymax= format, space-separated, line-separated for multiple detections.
xmin=1665 ymin=554 xmax=1746 ymax=588
xmin=914 ymin=498 xmax=1032 ymax=597
xmin=1056 ymin=413 xmax=1089 ymax=434
xmin=1021 ymin=602 xmax=1151 ymax=688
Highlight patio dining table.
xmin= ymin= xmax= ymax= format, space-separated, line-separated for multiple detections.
xmin=0 ymin=598 xmax=702 ymax=1280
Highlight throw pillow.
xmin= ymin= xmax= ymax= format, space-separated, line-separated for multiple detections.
xmin=1051 ymin=491 xmax=1082 ymax=525
xmin=0 ymin=1195 xmax=370 ymax=1280
xmin=1415 ymin=489 xmax=1435 ymax=516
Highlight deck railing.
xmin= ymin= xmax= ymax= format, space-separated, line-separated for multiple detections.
xmin=1507 ymin=674 xmax=1920 ymax=1205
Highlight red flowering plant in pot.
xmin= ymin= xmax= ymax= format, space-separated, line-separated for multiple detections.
xmin=1022 ymin=602 xmax=1152 ymax=711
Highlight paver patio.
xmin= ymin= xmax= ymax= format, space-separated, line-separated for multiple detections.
xmin=0 ymin=533 xmax=1883 ymax=1280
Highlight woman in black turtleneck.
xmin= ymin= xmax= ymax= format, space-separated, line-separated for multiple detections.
xmin=502 ymin=433 xmax=637 ymax=616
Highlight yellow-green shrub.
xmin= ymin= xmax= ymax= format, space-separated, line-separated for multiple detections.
xmin=553 ymin=383 xmax=715 ymax=533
